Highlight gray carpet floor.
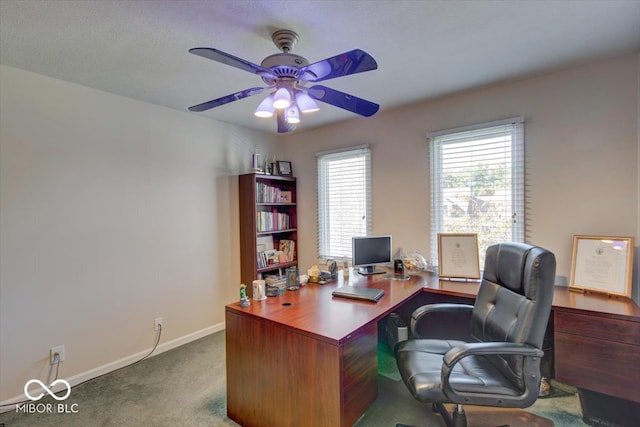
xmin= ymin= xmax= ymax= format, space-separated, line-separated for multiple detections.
xmin=0 ymin=330 xmax=587 ymax=426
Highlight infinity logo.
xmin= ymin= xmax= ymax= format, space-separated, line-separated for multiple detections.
xmin=24 ymin=379 xmax=71 ymax=401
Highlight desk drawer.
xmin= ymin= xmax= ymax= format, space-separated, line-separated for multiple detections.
xmin=555 ymin=332 xmax=640 ymax=402
xmin=555 ymin=311 xmax=640 ymax=403
xmin=555 ymin=311 xmax=640 ymax=346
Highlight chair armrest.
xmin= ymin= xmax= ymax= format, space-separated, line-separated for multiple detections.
xmin=443 ymin=342 xmax=543 ymax=367
xmin=441 ymin=342 xmax=544 ymax=407
xmin=410 ymin=303 xmax=474 ymax=338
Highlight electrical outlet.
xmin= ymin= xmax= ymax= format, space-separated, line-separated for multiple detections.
xmin=50 ymin=345 xmax=65 ymax=365
xmin=154 ymin=317 xmax=163 ymax=331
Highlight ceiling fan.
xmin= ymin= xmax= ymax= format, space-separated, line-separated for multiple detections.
xmin=188 ymin=29 xmax=379 ymax=133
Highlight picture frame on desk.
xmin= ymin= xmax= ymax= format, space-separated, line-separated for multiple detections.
xmin=570 ymin=235 xmax=634 ymax=299
xmin=276 ymin=160 xmax=293 ymax=176
xmin=437 ymin=233 xmax=480 ymax=279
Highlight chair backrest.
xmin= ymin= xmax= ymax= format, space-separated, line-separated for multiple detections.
xmin=471 ymin=242 xmax=556 ymax=388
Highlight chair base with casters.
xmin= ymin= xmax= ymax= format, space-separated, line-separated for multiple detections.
xmin=394 ymin=242 xmax=556 ymax=427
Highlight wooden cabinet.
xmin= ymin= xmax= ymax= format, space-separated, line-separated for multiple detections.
xmin=239 ymin=173 xmax=297 ymax=295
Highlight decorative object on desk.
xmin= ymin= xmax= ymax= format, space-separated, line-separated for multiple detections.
xmin=239 ymin=284 xmax=250 ymax=307
xmin=252 ymin=279 xmax=266 ymax=301
xmin=394 ymin=259 xmax=405 ymax=274
xmin=401 ymin=251 xmax=427 ymax=273
xmin=308 ymin=265 xmax=320 ymax=282
xmin=437 ymin=233 xmax=480 ymax=279
xmin=326 ymin=259 xmax=338 ymax=279
xmin=286 ymin=266 xmax=300 ymax=290
xmin=569 ymin=235 xmax=634 ymax=299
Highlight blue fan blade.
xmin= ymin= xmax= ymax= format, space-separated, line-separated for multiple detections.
xmin=307 ymin=85 xmax=379 ymax=117
xmin=300 ymin=49 xmax=377 ymax=82
xmin=276 ymin=109 xmax=297 ymax=133
xmin=188 ymin=87 xmax=265 ymax=112
xmin=189 ymin=48 xmax=273 ymax=77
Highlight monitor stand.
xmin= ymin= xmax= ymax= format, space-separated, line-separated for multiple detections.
xmin=357 ymin=266 xmax=386 ymax=276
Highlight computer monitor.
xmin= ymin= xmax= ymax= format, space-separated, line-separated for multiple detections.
xmin=352 ymin=235 xmax=392 ymax=275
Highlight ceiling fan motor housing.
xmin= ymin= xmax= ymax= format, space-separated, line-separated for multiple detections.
xmin=260 ymin=53 xmax=310 ymax=79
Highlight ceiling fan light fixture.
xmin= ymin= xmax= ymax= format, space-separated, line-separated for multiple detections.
xmin=254 ymin=95 xmax=275 ymax=118
xmin=272 ymin=87 xmax=292 ymax=109
xmin=295 ymin=92 xmax=319 ymax=113
xmin=285 ymin=105 xmax=300 ymax=124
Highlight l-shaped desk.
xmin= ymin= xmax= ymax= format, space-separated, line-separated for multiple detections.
xmin=225 ymin=272 xmax=640 ymax=427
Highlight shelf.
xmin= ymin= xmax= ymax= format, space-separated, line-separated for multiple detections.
xmin=257 ymin=228 xmax=296 ymax=235
xmin=257 ymin=260 xmax=297 ymax=273
xmin=257 ymin=203 xmax=296 ymax=207
xmin=255 ymin=174 xmax=296 ymax=182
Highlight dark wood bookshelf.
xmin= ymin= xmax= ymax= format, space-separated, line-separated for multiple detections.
xmin=239 ymin=173 xmax=297 ymax=296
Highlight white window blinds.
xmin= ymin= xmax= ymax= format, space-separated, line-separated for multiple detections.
xmin=317 ymin=145 xmax=371 ymax=259
xmin=429 ymin=117 xmax=524 ymax=266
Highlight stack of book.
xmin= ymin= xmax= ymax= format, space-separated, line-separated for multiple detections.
xmin=265 ymin=274 xmax=286 ymax=294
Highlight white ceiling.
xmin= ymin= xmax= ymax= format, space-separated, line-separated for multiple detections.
xmin=1 ymin=0 xmax=639 ymax=135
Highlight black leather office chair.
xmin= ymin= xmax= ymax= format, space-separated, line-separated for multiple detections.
xmin=395 ymin=242 xmax=556 ymax=427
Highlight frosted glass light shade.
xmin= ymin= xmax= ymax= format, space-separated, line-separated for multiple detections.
xmin=296 ymin=92 xmax=319 ymax=113
xmin=286 ymin=105 xmax=300 ymax=124
xmin=254 ymin=96 xmax=275 ymax=118
xmin=272 ymin=87 xmax=292 ymax=109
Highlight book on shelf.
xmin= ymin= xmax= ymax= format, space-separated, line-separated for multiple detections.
xmin=256 ymin=210 xmax=290 ymax=232
xmin=256 ymin=182 xmax=294 ymax=204
xmin=278 ymin=239 xmax=295 ymax=263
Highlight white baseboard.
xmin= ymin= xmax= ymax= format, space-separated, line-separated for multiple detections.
xmin=0 ymin=322 xmax=225 ymax=413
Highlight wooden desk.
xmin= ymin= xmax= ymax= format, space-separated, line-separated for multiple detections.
xmin=226 ymin=275 xmax=640 ymax=427
xmin=225 ymin=272 xmax=431 ymax=427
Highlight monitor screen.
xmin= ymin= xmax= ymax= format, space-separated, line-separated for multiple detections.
xmin=352 ymin=235 xmax=392 ymax=275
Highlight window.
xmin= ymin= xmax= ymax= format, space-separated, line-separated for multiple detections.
xmin=429 ymin=117 xmax=524 ymax=267
xmin=317 ymin=145 xmax=371 ymax=260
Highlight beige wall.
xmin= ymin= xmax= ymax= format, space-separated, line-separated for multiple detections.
xmin=0 ymin=65 xmax=277 ymax=402
xmin=282 ymin=53 xmax=639 ymax=300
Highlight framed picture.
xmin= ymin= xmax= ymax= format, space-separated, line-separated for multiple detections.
xmin=437 ymin=233 xmax=480 ymax=279
xmin=277 ymin=191 xmax=292 ymax=203
xmin=276 ymin=161 xmax=293 ymax=176
xmin=570 ymin=235 xmax=634 ymax=299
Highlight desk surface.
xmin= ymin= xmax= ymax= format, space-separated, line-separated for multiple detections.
xmin=426 ymin=279 xmax=640 ymax=321
xmin=226 ymin=272 xmax=430 ymax=346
